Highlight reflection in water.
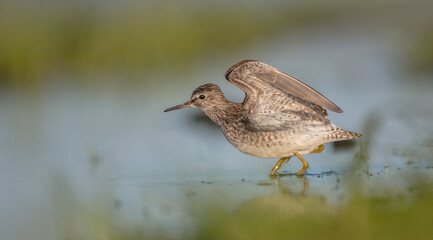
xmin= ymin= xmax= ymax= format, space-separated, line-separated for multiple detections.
xmin=273 ymin=175 xmax=310 ymax=196
xmin=333 ymin=139 xmax=357 ymax=151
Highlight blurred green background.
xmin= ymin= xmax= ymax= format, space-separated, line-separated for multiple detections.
xmin=1 ymin=0 xmax=433 ymax=239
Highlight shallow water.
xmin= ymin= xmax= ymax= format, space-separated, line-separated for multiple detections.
xmin=1 ymin=21 xmax=433 ymax=239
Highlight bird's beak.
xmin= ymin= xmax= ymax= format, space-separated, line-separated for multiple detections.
xmin=164 ymin=101 xmax=192 ymax=112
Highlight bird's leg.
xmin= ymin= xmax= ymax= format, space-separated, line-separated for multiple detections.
xmin=270 ymin=156 xmax=292 ymax=176
xmin=310 ymin=144 xmax=325 ymax=154
xmin=294 ymin=152 xmax=309 ymax=175
xmin=292 ymin=145 xmax=324 ymax=176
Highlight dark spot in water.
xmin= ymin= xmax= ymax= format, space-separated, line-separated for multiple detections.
xmin=114 ymin=199 xmax=122 ymax=209
xmin=333 ymin=139 xmax=356 ymax=151
xmin=186 ymin=191 xmax=196 ymax=197
xmin=257 ymin=182 xmax=273 ymax=186
xmin=319 ymin=171 xmax=339 ymax=176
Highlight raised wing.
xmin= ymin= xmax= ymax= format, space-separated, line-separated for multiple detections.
xmin=225 ymin=60 xmax=343 ymax=113
xmin=225 ymin=60 xmax=341 ymax=131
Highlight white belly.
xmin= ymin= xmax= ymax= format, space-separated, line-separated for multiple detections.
xmin=223 ymin=128 xmax=326 ymax=158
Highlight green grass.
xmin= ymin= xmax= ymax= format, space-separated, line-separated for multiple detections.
xmin=194 ymin=184 xmax=433 ymax=240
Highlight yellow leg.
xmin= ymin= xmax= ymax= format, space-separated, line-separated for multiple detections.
xmin=294 ymin=152 xmax=309 ymax=175
xmin=310 ymin=144 xmax=325 ymax=154
xmin=270 ymin=156 xmax=292 ymax=176
xmin=269 ymin=145 xmax=322 ymax=176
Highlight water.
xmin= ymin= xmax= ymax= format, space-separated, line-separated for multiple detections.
xmin=1 ymin=21 xmax=433 ymax=239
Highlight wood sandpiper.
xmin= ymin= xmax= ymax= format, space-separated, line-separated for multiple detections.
xmin=164 ymin=60 xmax=361 ymax=176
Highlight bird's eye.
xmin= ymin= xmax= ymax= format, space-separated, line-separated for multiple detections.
xmin=199 ymin=94 xmax=206 ymax=100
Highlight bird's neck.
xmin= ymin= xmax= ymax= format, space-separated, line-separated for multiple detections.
xmin=203 ymin=100 xmax=242 ymax=127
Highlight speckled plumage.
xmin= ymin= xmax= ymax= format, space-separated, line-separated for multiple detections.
xmin=165 ymin=60 xmax=361 ymax=175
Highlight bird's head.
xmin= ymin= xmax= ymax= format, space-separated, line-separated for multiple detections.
xmin=164 ymin=83 xmax=226 ymax=113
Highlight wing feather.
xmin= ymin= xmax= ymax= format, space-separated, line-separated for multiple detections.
xmin=225 ymin=60 xmax=340 ymax=132
xmin=225 ymin=60 xmax=343 ymax=113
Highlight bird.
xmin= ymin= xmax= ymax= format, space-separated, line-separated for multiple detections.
xmin=164 ymin=60 xmax=361 ymax=176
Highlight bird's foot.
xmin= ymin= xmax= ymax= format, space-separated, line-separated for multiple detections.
xmin=269 ymin=156 xmax=291 ymax=176
xmin=295 ymin=152 xmax=309 ymax=175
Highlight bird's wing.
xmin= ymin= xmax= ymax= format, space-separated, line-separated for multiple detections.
xmin=225 ymin=60 xmax=343 ymax=113
xmin=225 ymin=60 xmax=341 ymax=131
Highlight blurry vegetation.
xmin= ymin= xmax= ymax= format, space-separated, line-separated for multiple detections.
xmin=43 ymin=176 xmax=433 ymax=240
xmin=0 ymin=0 xmax=336 ymax=87
xmin=195 ymin=180 xmax=433 ymax=240
xmin=408 ymin=27 xmax=433 ymax=76
xmin=353 ymin=112 xmax=381 ymax=175
xmin=1 ymin=0 xmax=431 ymax=88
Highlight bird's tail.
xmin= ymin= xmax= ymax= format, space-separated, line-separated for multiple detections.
xmin=328 ymin=128 xmax=362 ymax=141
